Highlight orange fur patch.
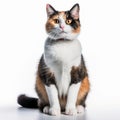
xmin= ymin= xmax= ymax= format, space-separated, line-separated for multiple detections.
xmin=35 ymin=75 xmax=49 ymax=104
xmin=46 ymin=14 xmax=59 ymax=32
xmin=76 ymin=77 xmax=90 ymax=105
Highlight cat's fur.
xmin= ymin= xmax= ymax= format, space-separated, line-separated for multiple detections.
xmin=17 ymin=3 xmax=90 ymax=116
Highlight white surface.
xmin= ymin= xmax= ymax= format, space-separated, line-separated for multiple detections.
xmin=0 ymin=0 xmax=120 ymax=118
xmin=0 ymin=106 xmax=120 ymax=120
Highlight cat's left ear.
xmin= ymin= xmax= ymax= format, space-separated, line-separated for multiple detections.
xmin=70 ymin=3 xmax=80 ymax=19
xmin=46 ymin=4 xmax=56 ymax=17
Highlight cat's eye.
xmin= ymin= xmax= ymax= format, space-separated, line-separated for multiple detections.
xmin=54 ymin=19 xmax=59 ymax=24
xmin=66 ymin=19 xmax=72 ymax=24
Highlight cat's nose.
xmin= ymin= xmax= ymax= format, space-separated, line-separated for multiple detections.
xmin=60 ymin=24 xmax=64 ymax=30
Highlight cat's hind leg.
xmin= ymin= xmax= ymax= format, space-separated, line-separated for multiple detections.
xmin=76 ymin=77 xmax=90 ymax=114
xmin=35 ymin=76 xmax=49 ymax=111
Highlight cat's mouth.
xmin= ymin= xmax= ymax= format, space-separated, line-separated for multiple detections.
xmin=60 ymin=31 xmax=67 ymax=34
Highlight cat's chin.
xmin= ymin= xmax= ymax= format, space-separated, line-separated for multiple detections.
xmin=48 ymin=33 xmax=79 ymax=40
xmin=64 ymin=33 xmax=79 ymax=40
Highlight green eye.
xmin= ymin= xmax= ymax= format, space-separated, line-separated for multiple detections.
xmin=66 ymin=19 xmax=72 ymax=24
xmin=54 ymin=19 xmax=59 ymax=24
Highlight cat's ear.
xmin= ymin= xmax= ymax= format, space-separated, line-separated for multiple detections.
xmin=70 ymin=3 xmax=80 ymax=19
xmin=46 ymin=4 xmax=56 ymax=17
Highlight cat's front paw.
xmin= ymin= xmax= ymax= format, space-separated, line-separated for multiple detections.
xmin=49 ymin=107 xmax=61 ymax=116
xmin=65 ymin=107 xmax=77 ymax=115
xmin=76 ymin=105 xmax=85 ymax=114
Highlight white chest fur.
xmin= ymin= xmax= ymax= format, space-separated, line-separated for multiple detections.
xmin=44 ymin=39 xmax=82 ymax=96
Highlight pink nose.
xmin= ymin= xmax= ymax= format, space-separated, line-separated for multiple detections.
xmin=60 ymin=25 xmax=64 ymax=30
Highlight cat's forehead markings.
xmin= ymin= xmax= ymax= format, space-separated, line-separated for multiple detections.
xmin=58 ymin=11 xmax=66 ymax=20
xmin=58 ymin=11 xmax=65 ymax=16
xmin=51 ymin=12 xmax=65 ymax=20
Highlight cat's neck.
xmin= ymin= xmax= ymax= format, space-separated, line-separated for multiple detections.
xmin=46 ymin=37 xmax=74 ymax=44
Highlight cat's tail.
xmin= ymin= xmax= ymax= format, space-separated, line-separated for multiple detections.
xmin=17 ymin=94 xmax=38 ymax=108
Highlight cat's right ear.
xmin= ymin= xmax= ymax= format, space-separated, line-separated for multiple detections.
xmin=46 ymin=4 xmax=56 ymax=17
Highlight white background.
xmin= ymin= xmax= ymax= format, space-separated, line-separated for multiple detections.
xmin=0 ymin=0 xmax=120 ymax=109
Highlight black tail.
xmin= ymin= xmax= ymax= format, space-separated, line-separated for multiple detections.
xmin=17 ymin=94 xmax=38 ymax=108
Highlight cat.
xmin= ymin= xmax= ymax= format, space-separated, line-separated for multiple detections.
xmin=17 ymin=3 xmax=90 ymax=116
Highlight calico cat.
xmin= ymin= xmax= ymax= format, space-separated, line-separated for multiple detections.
xmin=17 ymin=3 xmax=90 ymax=116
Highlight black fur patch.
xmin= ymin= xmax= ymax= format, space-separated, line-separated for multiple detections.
xmin=70 ymin=55 xmax=88 ymax=84
xmin=37 ymin=55 xmax=56 ymax=86
xmin=65 ymin=11 xmax=80 ymax=29
xmin=17 ymin=94 xmax=38 ymax=108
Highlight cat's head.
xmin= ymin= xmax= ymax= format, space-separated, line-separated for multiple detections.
xmin=46 ymin=4 xmax=80 ymax=40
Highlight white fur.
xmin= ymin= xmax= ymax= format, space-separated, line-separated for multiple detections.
xmin=65 ymin=83 xmax=81 ymax=115
xmin=45 ymin=85 xmax=60 ymax=115
xmin=44 ymin=39 xmax=82 ymax=97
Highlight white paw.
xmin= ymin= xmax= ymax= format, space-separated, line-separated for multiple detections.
xmin=49 ymin=107 xmax=61 ymax=116
xmin=76 ymin=105 xmax=85 ymax=114
xmin=43 ymin=106 xmax=50 ymax=114
xmin=65 ymin=107 xmax=77 ymax=115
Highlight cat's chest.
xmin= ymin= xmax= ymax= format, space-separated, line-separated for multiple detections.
xmin=45 ymin=39 xmax=81 ymax=64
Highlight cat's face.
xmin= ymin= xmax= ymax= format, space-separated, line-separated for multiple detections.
xmin=46 ymin=4 xmax=80 ymax=40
